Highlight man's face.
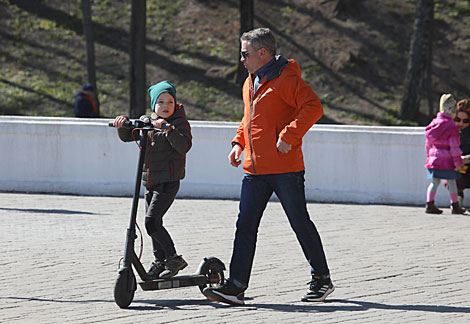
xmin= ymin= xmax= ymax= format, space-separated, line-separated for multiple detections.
xmin=240 ymin=40 xmax=264 ymax=74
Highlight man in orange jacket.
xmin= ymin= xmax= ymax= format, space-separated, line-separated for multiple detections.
xmin=203 ymin=28 xmax=334 ymax=306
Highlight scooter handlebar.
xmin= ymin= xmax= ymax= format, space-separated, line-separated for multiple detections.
xmin=108 ymin=120 xmax=170 ymax=129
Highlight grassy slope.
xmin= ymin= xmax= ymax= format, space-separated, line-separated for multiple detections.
xmin=0 ymin=0 xmax=469 ymax=125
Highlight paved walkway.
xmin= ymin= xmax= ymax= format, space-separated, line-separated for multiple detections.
xmin=0 ymin=192 xmax=469 ymax=323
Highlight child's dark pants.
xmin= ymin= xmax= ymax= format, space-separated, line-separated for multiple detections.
xmin=144 ymin=180 xmax=180 ymax=261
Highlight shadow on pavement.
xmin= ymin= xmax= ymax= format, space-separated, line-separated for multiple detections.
xmin=0 ymin=207 xmax=96 ymax=215
xmin=129 ymin=298 xmax=214 ymax=310
xmin=3 ymin=296 xmax=469 ymax=314
xmin=249 ymin=299 xmax=470 ymax=314
xmin=119 ymin=297 xmax=470 ymax=314
xmin=1 ymin=296 xmax=111 ymax=303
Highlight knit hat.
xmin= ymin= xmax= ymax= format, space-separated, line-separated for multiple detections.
xmin=439 ymin=93 xmax=456 ymax=115
xmin=82 ymin=83 xmax=94 ymax=91
xmin=148 ymin=81 xmax=176 ymax=112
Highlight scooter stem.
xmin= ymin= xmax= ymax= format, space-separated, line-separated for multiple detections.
xmin=122 ymin=129 xmax=148 ymax=270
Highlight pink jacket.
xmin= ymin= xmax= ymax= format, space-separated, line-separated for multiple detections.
xmin=424 ymin=112 xmax=462 ymax=170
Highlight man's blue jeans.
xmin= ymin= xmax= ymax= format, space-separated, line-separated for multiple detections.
xmin=229 ymin=171 xmax=330 ymax=288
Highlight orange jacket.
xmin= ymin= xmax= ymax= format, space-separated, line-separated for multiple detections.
xmin=232 ymin=56 xmax=323 ymax=175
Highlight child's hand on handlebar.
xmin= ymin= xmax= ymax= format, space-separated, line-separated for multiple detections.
xmin=153 ymin=118 xmax=174 ymax=133
xmin=152 ymin=118 xmax=168 ymax=129
xmin=113 ymin=115 xmax=128 ymax=128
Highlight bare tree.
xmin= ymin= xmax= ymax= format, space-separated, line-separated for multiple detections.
xmin=424 ymin=6 xmax=435 ymax=117
xmin=333 ymin=0 xmax=362 ymax=17
xmin=81 ymin=0 xmax=100 ymax=116
xmin=129 ymin=0 xmax=146 ymax=118
xmin=400 ymin=0 xmax=434 ymax=120
xmin=235 ymin=0 xmax=254 ymax=86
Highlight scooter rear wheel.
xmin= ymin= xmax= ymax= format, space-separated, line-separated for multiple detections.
xmin=198 ymin=257 xmax=225 ymax=293
xmin=114 ymin=268 xmax=137 ymax=308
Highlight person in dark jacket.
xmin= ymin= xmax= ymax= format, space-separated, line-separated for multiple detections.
xmin=454 ymin=99 xmax=470 ymax=206
xmin=74 ymin=83 xmax=98 ymax=118
xmin=113 ymin=80 xmax=192 ymax=279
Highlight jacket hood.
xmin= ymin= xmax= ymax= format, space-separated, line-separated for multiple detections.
xmin=262 ymin=55 xmax=292 ymax=83
xmin=166 ymin=103 xmax=186 ymax=122
xmin=426 ymin=113 xmax=456 ymax=140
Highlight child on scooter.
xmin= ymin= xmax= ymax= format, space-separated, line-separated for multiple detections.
xmin=424 ymin=93 xmax=465 ymax=214
xmin=113 ymin=80 xmax=192 ymax=278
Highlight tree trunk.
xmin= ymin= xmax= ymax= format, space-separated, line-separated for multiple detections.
xmin=235 ymin=0 xmax=254 ymax=86
xmin=129 ymin=0 xmax=146 ymax=118
xmin=400 ymin=0 xmax=434 ymax=120
xmin=333 ymin=0 xmax=362 ymax=17
xmin=81 ymin=0 xmax=100 ymax=116
xmin=425 ymin=2 xmax=435 ymax=117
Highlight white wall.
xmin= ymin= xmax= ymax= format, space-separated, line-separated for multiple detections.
xmin=0 ymin=116 xmax=453 ymax=206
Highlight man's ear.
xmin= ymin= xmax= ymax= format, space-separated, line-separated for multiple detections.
xmin=258 ymin=47 xmax=266 ymax=58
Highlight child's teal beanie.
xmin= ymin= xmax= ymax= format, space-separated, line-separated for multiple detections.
xmin=148 ymin=80 xmax=176 ymax=112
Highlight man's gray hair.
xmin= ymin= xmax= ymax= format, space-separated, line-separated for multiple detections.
xmin=240 ymin=28 xmax=277 ymax=56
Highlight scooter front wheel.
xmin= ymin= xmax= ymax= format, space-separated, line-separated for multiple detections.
xmin=114 ymin=267 xmax=136 ymax=308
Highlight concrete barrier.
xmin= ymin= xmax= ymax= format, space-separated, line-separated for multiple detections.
xmin=0 ymin=116 xmax=454 ymax=206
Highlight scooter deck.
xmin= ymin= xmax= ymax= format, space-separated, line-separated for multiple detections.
xmin=139 ymin=274 xmax=207 ymax=291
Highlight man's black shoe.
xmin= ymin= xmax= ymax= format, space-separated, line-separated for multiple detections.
xmin=203 ymin=280 xmax=245 ymax=306
xmin=301 ymin=275 xmax=335 ymax=302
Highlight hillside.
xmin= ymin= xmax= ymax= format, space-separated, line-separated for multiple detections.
xmin=1 ymin=0 xmax=469 ymax=125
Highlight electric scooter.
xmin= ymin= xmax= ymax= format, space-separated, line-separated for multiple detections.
xmin=109 ymin=119 xmax=225 ymax=309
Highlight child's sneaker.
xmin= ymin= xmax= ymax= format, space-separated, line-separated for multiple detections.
xmin=159 ymin=254 xmax=188 ymax=278
xmin=203 ymin=280 xmax=245 ymax=306
xmin=301 ymin=275 xmax=335 ymax=302
xmin=147 ymin=260 xmax=165 ymax=280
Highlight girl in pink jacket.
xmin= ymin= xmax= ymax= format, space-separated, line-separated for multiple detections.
xmin=425 ymin=94 xmax=465 ymax=214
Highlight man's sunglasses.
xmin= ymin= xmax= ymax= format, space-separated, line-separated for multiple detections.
xmin=454 ymin=117 xmax=470 ymax=123
xmin=240 ymin=50 xmax=254 ymax=59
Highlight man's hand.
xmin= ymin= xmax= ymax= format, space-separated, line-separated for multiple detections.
xmin=277 ymin=138 xmax=292 ymax=154
xmin=228 ymin=145 xmax=243 ymax=167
